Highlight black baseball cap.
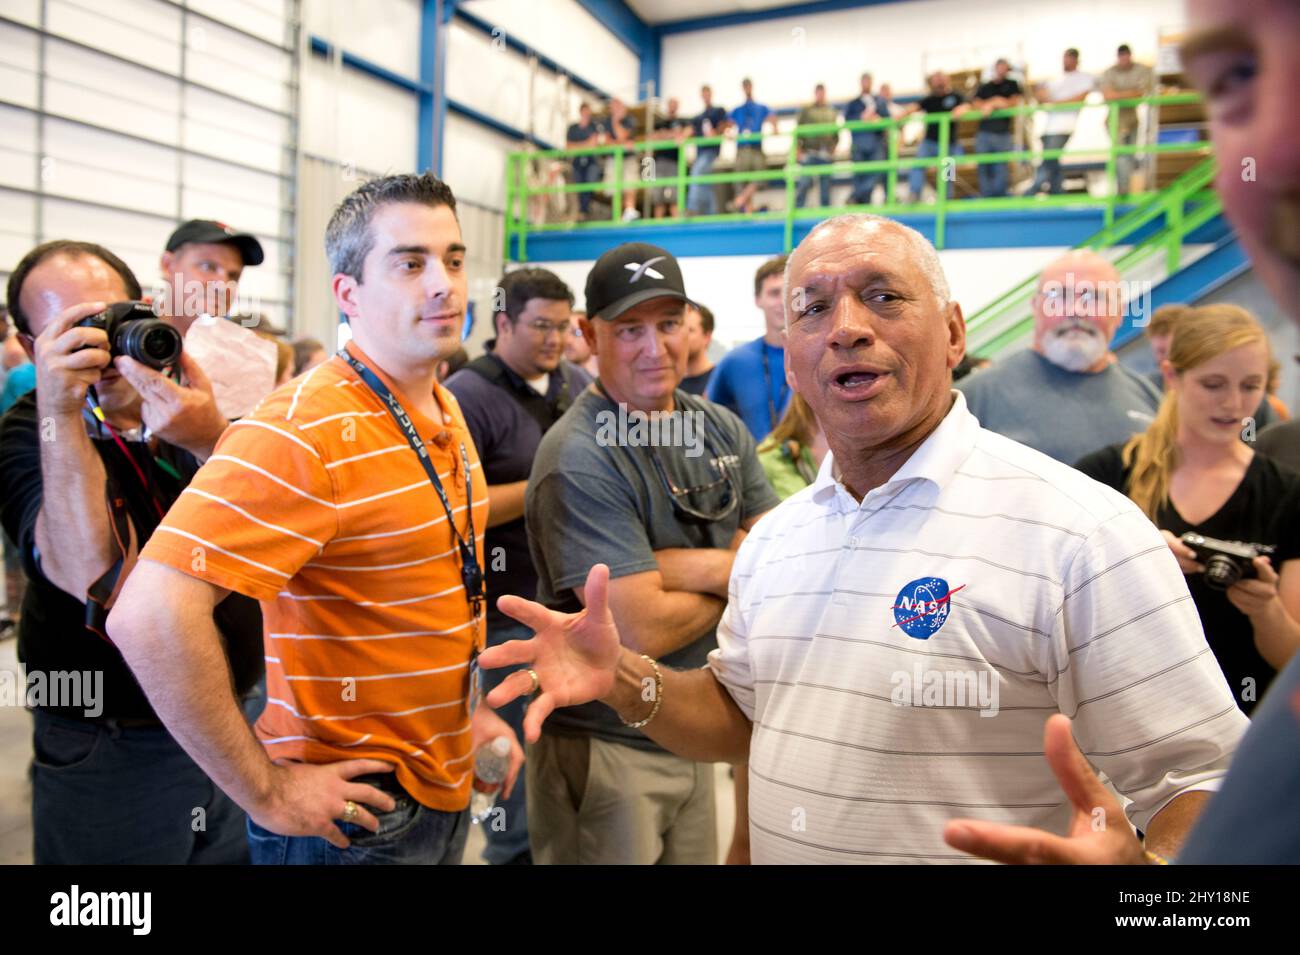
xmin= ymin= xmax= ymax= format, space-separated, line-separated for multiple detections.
xmin=584 ymin=242 xmax=692 ymax=321
xmin=165 ymin=219 xmax=264 ymax=266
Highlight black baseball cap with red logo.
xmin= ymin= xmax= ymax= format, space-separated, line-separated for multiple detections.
xmin=165 ymin=219 xmax=265 ymax=266
xmin=584 ymin=242 xmax=693 ymax=321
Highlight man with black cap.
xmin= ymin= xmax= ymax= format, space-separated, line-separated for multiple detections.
xmin=522 ymin=242 xmax=779 ymax=864
xmin=145 ymin=219 xmax=278 ymax=420
xmin=159 ymin=219 xmax=264 ymax=336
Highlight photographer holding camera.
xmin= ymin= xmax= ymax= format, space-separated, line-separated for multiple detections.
xmin=1076 ymin=303 xmax=1300 ymax=715
xmin=0 ymin=240 xmax=264 ymax=863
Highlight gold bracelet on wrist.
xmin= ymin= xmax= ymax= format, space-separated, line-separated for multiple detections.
xmin=1144 ymin=849 xmax=1170 ymax=865
xmin=618 ymin=653 xmax=664 ymax=729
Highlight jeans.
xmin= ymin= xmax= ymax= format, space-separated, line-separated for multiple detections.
xmin=1115 ymin=125 xmax=1138 ymax=194
xmin=247 ymin=771 xmax=470 ymax=865
xmin=31 ymin=708 xmax=251 ymax=864
xmin=909 ymin=138 xmax=964 ymax=198
xmin=478 ymin=618 xmax=533 ymax=864
xmin=1030 ymin=133 xmax=1071 ymax=194
xmin=795 ymin=150 xmax=833 ymax=207
xmin=974 ymin=129 xmax=1013 ymax=197
xmin=687 ymin=150 xmax=718 ymax=215
xmin=850 ymin=136 xmax=884 ymax=204
xmin=572 ymin=160 xmax=603 ymax=215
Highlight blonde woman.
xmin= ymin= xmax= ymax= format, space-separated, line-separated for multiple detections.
xmin=1076 ymin=304 xmax=1300 ymax=714
xmin=756 ymin=392 xmax=828 ymax=498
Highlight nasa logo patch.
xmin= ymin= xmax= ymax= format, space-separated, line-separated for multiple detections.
xmin=892 ymin=576 xmax=964 ymax=640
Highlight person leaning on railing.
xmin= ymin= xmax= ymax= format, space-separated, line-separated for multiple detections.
xmin=1101 ymin=44 xmax=1157 ymax=194
xmin=687 ymin=84 xmax=730 ymax=216
xmin=1027 ymin=47 xmax=1098 ymax=196
xmin=795 ymin=84 xmax=840 ymax=209
xmin=565 ymin=102 xmax=605 ymax=220
xmin=900 ymin=71 xmax=970 ymax=201
xmin=843 ymin=72 xmax=890 ymax=205
xmin=971 ymin=59 xmax=1024 ymax=198
xmin=649 ymin=98 xmax=690 ymax=219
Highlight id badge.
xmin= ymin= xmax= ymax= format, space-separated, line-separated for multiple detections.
xmin=468 ymin=653 xmax=483 ymax=717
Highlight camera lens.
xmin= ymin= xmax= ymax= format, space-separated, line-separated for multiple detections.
xmin=116 ymin=318 xmax=182 ymax=370
xmin=1202 ymin=554 xmax=1242 ymax=590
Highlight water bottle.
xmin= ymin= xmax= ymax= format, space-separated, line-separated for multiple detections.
xmin=469 ymin=736 xmax=511 ymax=825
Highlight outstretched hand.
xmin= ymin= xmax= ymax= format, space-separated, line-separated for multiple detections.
xmin=479 ymin=564 xmax=622 ymax=743
xmin=942 ymin=714 xmax=1148 ymax=864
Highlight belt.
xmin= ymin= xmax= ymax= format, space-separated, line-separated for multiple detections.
xmin=35 ymin=709 xmax=165 ymax=731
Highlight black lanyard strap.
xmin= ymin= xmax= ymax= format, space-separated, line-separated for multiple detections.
xmin=339 ymin=350 xmax=484 ymax=622
xmin=761 ymin=345 xmax=788 ymax=434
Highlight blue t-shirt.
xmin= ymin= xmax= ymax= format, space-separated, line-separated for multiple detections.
xmin=706 ymin=337 xmax=790 ymax=440
xmin=730 ymin=100 xmax=771 ymax=150
xmin=0 ymin=362 xmax=35 ymax=414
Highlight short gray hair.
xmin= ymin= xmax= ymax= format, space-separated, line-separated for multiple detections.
xmin=325 ymin=172 xmax=459 ymax=282
xmin=783 ymin=214 xmax=951 ymax=321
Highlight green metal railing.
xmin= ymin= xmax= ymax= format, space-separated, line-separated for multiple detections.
xmin=965 ymin=156 xmax=1221 ymax=358
xmin=504 ymin=93 xmax=1208 ymax=261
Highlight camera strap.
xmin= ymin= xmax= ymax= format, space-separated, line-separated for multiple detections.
xmin=84 ymin=478 xmax=132 ymax=644
xmin=338 ymin=350 xmax=485 ymax=631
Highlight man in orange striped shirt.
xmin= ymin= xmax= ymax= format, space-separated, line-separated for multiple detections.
xmin=108 ymin=173 xmax=523 ymax=864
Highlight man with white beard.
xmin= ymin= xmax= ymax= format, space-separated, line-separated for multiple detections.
xmin=956 ymin=250 xmax=1160 ymax=464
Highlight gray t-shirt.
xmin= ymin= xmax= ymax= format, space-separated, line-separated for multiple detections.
xmin=956 ymin=349 xmax=1161 ymax=464
xmin=526 ymin=385 xmax=780 ymax=750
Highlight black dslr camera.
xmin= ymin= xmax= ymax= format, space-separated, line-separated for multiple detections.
xmin=76 ymin=301 xmax=182 ymax=371
xmin=1180 ymin=533 xmax=1276 ymax=590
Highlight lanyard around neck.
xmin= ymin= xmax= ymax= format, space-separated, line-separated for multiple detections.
xmin=338 ymin=350 xmax=484 ymax=623
xmin=761 ymin=344 xmax=788 ymax=432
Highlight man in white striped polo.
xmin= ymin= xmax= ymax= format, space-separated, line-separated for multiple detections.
xmin=482 ymin=213 xmax=1248 ymax=864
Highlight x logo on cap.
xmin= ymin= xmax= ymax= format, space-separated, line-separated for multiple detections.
xmin=624 ymin=257 xmax=666 ymax=282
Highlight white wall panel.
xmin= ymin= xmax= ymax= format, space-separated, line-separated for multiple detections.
xmin=442 ymin=111 xmax=511 ymax=209
xmin=0 ymin=108 xmax=37 ymax=192
xmin=184 ymin=86 xmax=289 ymax=172
xmin=181 ymin=156 xmax=283 ymax=234
xmin=302 ymin=0 xmax=421 ymax=79
xmin=301 ymin=53 xmax=417 ymax=173
xmin=0 ymin=0 xmax=40 ymax=28
xmin=190 ymin=0 xmax=289 ymax=47
xmin=44 ymin=39 xmax=180 ymax=142
xmin=42 ymin=119 xmax=177 ymax=216
xmin=0 ymin=22 xmax=39 ymax=108
xmin=661 ymin=0 xmax=1184 ymax=109
xmin=445 ymin=20 xmax=582 ymax=148
xmin=186 ymin=18 xmax=294 ymax=112
xmin=462 ymin=0 xmax=641 ymax=100
xmin=46 ymin=0 xmax=181 ymax=74
xmin=0 ymin=0 xmax=297 ymax=330
xmin=0 ymin=191 xmax=36 ymax=272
